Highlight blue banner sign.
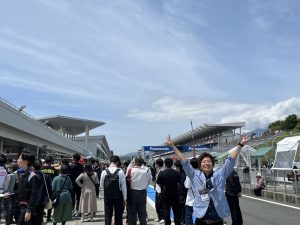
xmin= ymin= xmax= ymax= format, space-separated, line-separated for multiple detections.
xmin=182 ymin=146 xmax=212 ymax=152
xmin=143 ymin=146 xmax=212 ymax=152
xmin=143 ymin=146 xmax=173 ymax=151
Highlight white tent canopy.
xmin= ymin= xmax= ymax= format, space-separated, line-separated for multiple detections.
xmin=239 ymin=145 xmax=257 ymax=168
xmin=273 ymin=136 xmax=300 ymax=169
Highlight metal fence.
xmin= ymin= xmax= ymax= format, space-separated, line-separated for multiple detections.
xmin=236 ymin=167 xmax=300 ymax=195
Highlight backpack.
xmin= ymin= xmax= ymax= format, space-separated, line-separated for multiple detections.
xmin=104 ymin=169 xmax=121 ymax=199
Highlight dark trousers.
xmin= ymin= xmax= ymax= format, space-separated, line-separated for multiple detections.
xmin=155 ymin=192 xmax=164 ymax=220
xmin=17 ymin=206 xmax=34 ymax=225
xmin=226 ymin=196 xmax=243 ymax=225
xmin=179 ymin=202 xmax=185 ymax=224
xmin=104 ymin=197 xmax=124 ymax=225
xmin=34 ymin=204 xmax=44 ymax=225
xmin=71 ymin=185 xmax=81 ymax=211
xmin=128 ymin=189 xmax=147 ymax=225
xmin=195 ymin=218 xmax=223 ymax=225
xmin=46 ymin=208 xmax=52 ymax=220
xmin=1 ymin=197 xmax=12 ymax=225
xmin=11 ymin=194 xmax=18 ymax=223
xmin=162 ymin=195 xmax=181 ymax=225
xmin=254 ymin=187 xmax=264 ymax=196
xmin=185 ymin=205 xmax=193 ymax=225
xmin=95 ymin=184 xmax=100 ymax=197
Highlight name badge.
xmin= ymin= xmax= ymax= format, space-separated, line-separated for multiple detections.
xmin=199 ymin=188 xmax=209 ymax=202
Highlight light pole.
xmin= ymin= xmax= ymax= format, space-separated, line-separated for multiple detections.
xmin=19 ymin=105 xmax=26 ymax=112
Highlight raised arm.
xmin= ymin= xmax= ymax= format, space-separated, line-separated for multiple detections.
xmin=165 ymin=135 xmax=186 ymax=161
xmin=228 ymin=136 xmax=249 ymax=159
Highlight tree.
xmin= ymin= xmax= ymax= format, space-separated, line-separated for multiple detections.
xmin=282 ymin=114 xmax=298 ymax=131
xmin=295 ymin=121 xmax=300 ymax=132
xmin=268 ymin=120 xmax=283 ymax=131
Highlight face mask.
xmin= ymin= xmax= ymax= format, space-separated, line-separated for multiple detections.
xmin=17 ymin=168 xmax=24 ymax=175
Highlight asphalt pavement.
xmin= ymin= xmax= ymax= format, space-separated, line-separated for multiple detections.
xmin=41 ymin=189 xmax=300 ymax=225
xmin=224 ymin=194 xmax=300 ymax=225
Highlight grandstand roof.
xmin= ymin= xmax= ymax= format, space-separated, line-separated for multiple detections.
xmin=38 ymin=115 xmax=105 ymax=136
xmin=172 ymin=122 xmax=245 ymax=145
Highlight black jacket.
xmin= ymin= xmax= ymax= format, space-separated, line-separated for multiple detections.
xmin=70 ymin=162 xmax=83 ymax=187
xmin=17 ymin=169 xmax=38 ymax=213
xmin=156 ymin=168 xmax=180 ymax=198
xmin=225 ymin=170 xmax=242 ymax=197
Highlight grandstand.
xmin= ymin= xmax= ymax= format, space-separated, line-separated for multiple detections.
xmin=151 ymin=122 xmax=245 ymax=160
xmin=0 ymin=97 xmax=111 ymax=160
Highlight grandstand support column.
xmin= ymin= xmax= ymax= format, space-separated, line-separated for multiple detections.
xmin=0 ymin=140 xmax=3 ymax=153
xmin=85 ymin=125 xmax=89 ymax=149
xmin=217 ymin=135 xmax=220 ymax=152
xmin=37 ymin=145 xmax=39 ymax=159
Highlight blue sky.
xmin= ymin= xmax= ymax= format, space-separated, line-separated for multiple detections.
xmin=1 ymin=0 xmax=300 ymax=155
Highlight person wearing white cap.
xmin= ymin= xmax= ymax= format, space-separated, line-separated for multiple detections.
xmin=254 ymin=173 xmax=265 ymax=196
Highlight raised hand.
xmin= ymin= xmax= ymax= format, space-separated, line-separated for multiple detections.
xmin=240 ymin=136 xmax=250 ymax=145
xmin=165 ymin=135 xmax=174 ymax=146
xmin=165 ymin=135 xmax=186 ymax=161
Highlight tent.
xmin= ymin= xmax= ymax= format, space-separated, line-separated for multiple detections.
xmin=251 ymin=146 xmax=274 ymax=159
xmin=272 ymin=136 xmax=300 ymax=169
xmin=239 ymin=145 xmax=256 ymax=168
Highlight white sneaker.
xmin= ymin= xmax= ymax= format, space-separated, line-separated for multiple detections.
xmin=80 ymin=217 xmax=84 ymax=222
xmin=154 ymin=219 xmax=160 ymax=222
xmin=159 ymin=219 xmax=165 ymax=223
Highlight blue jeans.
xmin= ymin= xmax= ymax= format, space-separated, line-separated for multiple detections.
xmin=185 ymin=205 xmax=194 ymax=225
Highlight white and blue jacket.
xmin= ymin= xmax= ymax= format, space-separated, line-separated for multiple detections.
xmin=182 ymin=156 xmax=235 ymax=219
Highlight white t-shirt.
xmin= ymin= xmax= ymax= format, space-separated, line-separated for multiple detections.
xmin=184 ymin=176 xmax=195 ymax=207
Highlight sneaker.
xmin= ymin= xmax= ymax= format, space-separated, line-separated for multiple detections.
xmin=154 ymin=219 xmax=160 ymax=222
xmin=81 ymin=217 xmax=84 ymax=222
xmin=159 ymin=219 xmax=165 ymax=223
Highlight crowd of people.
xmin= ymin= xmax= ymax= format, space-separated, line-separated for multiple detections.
xmin=0 ymin=136 xmax=249 ymax=225
xmin=0 ymin=151 xmax=104 ymax=225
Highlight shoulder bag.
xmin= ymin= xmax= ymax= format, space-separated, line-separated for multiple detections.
xmin=43 ymin=174 xmax=53 ymax=209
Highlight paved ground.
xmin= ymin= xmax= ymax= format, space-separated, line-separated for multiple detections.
xmin=44 ymin=196 xmax=158 ymax=225
xmin=237 ymin=194 xmax=300 ymax=225
xmin=18 ymin=185 xmax=300 ymax=225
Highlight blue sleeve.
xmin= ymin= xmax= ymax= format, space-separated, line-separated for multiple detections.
xmin=217 ymin=156 xmax=236 ymax=179
xmin=182 ymin=160 xmax=195 ymax=181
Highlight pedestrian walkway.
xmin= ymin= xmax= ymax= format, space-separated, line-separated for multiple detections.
xmin=45 ymin=190 xmax=158 ymax=225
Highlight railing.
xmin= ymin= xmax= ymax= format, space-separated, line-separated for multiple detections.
xmin=236 ymin=167 xmax=300 ymax=195
xmin=0 ymin=97 xmax=91 ymax=155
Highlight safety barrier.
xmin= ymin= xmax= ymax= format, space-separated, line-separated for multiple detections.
xmin=236 ymin=167 xmax=300 ymax=204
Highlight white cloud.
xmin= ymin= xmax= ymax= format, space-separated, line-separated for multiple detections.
xmin=1 ymin=0 xmax=300 ymax=154
xmin=127 ymin=97 xmax=300 ymax=131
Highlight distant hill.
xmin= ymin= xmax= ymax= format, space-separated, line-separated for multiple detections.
xmin=121 ymin=152 xmax=138 ymax=157
xmin=246 ymin=128 xmax=267 ymax=136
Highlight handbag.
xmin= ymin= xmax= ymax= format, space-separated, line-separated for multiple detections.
xmin=52 ymin=176 xmax=68 ymax=208
xmin=43 ymin=174 xmax=53 ymax=209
